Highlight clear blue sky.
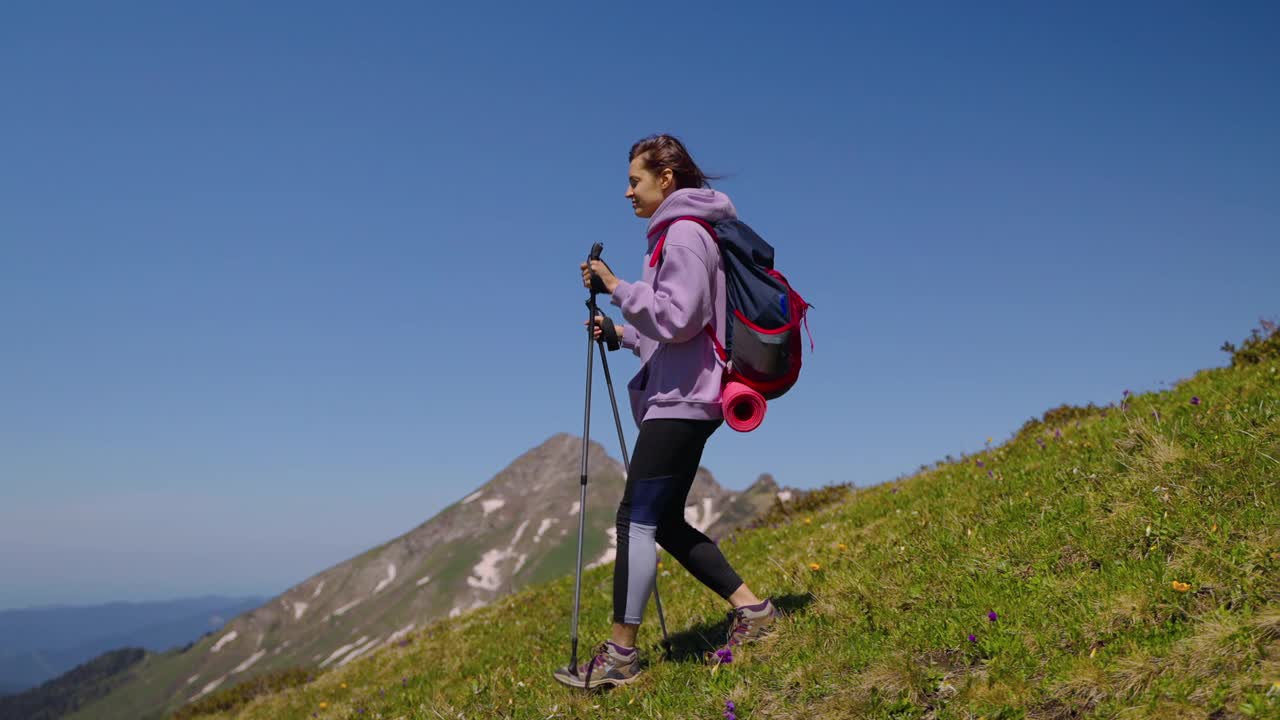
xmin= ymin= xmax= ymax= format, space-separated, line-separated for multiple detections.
xmin=2 ymin=2 xmax=1276 ymax=610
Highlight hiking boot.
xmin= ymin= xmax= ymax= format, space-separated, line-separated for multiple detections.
xmin=709 ymin=599 xmax=778 ymax=664
xmin=552 ymin=641 xmax=642 ymax=690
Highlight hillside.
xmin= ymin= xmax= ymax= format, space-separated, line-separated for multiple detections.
xmin=177 ymin=325 xmax=1278 ymax=719
xmin=65 ymin=433 xmax=787 ymax=720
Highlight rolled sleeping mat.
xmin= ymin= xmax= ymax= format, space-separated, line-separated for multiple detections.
xmin=723 ymin=380 xmax=767 ymax=432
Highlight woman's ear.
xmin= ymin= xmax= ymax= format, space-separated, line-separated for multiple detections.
xmin=659 ymin=168 xmax=674 ymax=191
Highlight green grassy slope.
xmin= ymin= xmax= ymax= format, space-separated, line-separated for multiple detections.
xmin=190 ymin=342 xmax=1278 ymax=718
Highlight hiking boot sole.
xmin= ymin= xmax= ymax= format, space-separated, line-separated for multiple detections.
xmin=551 ymin=669 xmax=643 ymax=691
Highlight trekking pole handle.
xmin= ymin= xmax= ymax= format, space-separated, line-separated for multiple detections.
xmin=586 ymin=243 xmax=611 ymax=296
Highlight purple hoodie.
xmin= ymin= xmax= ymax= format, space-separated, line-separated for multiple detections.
xmin=609 ymin=188 xmax=736 ymax=429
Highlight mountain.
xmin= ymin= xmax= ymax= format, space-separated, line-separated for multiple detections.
xmin=64 ymin=432 xmax=790 ymax=720
xmin=0 ymin=596 xmax=265 ymax=696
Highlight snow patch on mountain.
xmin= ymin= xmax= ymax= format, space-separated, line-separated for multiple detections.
xmin=232 ymin=650 xmax=266 ymax=674
xmin=684 ymin=497 xmax=721 ymax=533
xmin=337 ymin=636 xmax=382 ymax=667
xmin=534 ymin=517 xmax=558 ymax=542
xmin=319 ymin=637 xmax=369 ymax=669
xmin=333 ymin=598 xmax=363 ymax=617
xmin=586 ymin=527 xmax=619 ymax=569
xmin=210 ymin=631 xmax=237 ymax=653
xmin=374 ymin=563 xmax=397 ymax=593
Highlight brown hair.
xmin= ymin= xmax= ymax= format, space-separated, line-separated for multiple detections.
xmin=629 ymin=134 xmax=721 ymax=190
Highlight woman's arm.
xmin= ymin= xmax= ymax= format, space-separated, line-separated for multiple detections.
xmin=609 ymin=224 xmax=713 ymax=344
xmin=619 ymin=324 xmax=641 ymax=357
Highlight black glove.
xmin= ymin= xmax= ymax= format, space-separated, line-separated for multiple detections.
xmin=589 ymin=259 xmax=614 ymax=295
xmin=599 ymin=315 xmax=621 ymax=351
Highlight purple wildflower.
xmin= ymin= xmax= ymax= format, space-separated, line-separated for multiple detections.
xmin=891 ymin=487 xmax=899 ymax=494
xmin=1123 ymin=389 xmax=1130 ymax=397
xmin=725 ymin=699 xmax=737 ymax=720
xmin=968 ymin=634 xmax=978 ymax=643
xmin=1151 ymin=410 xmax=1160 ymax=421
xmin=401 ymin=677 xmax=408 ymax=686
xmin=976 ymin=460 xmax=985 ymax=467
xmin=987 ymin=470 xmax=993 ymax=478
xmin=715 ymin=646 xmax=734 ymax=664
xmin=1054 ymin=429 xmax=1062 ymax=439
xmin=988 ymin=611 xmax=998 ymax=622
xmin=1190 ymin=396 xmax=1201 ymax=405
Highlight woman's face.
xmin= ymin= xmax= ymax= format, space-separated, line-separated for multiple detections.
xmin=625 ymin=154 xmax=673 ymax=219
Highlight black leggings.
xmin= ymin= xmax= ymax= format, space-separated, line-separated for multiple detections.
xmin=613 ymin=418 xmax=744 ymax=624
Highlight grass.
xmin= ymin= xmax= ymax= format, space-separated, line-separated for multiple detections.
xmin=185 ymin=352 xmax=1278 ymax=719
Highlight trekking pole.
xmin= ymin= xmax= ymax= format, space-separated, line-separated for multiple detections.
xmin=567 ymin=244 xmax=674 ymax=677
xmin=567 ymin=243 xmax=604 ymax=677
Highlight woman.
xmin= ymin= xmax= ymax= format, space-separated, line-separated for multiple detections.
xmin=554 ymin=135 xmax=776 ymax=690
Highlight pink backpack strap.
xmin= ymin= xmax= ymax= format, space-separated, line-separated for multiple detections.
xmin=648 ymin=216 xmax=716 ymax=268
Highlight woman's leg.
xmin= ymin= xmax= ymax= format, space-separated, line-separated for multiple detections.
xmin=651 ymin=419 xmax=763 ymax=606
xmin=649 ymin=419 xmax=777 ymax=655
xmin=611 ymin=418 xmax=714 ymax=644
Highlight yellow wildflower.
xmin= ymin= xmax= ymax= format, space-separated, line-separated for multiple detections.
xmin=803 ymin=517 xmax=812 ymax=525
xmin=837 ymin=543 xmax=848 ymax=552
xmin=340 ymin=683 xmax=347 ymax=689
xmin=1171 ymin=581 xmax=1191 ymax=592
xmin=319 ymin=701 xmax=328 ymax=709
xmin=809 ymin=563 xmax=821 ymax=571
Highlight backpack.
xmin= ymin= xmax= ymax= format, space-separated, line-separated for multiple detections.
xmin=649 ymin=216 xmax=814 ymax=400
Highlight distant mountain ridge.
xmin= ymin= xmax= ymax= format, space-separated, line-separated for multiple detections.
xmin=61 ymin=432 xmax=791 ymax=720
xmin=0 ymin=649 xmax=147 ymax=720
xmin=0 ymin=596 xmax=265 ymax=697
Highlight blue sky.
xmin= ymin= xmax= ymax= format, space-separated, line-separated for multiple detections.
xmin=2 ymin=2 xmax=1276 ymax=610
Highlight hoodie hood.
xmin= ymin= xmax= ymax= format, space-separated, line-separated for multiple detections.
xmin=646 ymin=188 xmax=738 ymax=241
